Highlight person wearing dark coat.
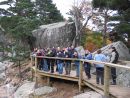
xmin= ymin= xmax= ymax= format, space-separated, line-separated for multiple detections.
xmin=110 ymin=47 xmax=119 ymax=85
xmin=49 ymin=48 xmax=56 ymax=73
xmin=64 ymin=48 xmax=72 ymax=75
xmin=57 ymin=50 xmax=64 ymax=74
xmin=83 ymin=50 xmax=92 ymax=79
xmin=73 ymin=51 xmax=82 ymax=77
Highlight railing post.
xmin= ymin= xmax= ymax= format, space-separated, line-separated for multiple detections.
xmin=35 ymin=56 xmax=38 ymax=87
xmin=31 ymin=55 xmax=33 ymax=66
xmin=104 ymin=65 xmax=110 ymax=98
xmin=79 ymin=61 xmax=83 ymax=92
xmin=47 ymin=77 xmax=50 ymax=86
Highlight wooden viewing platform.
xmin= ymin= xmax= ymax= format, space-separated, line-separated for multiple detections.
xmin=31 ymin=56 xmax=130 ymax=98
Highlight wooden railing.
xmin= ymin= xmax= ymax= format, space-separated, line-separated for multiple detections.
xmin=30 ymin=55 xmax=130 ymax=98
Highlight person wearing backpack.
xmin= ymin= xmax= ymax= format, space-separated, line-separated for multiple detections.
xmin=110 ymin=47 xmax=119 ymax=85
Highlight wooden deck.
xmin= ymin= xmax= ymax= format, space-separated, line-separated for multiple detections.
xmin=32 ymin=67 xmax=130 ymax=98
xmin=83 ymin=76 xmax=130 ymax=98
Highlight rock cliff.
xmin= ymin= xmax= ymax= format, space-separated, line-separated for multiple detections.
xmin=32 ymin=22 xmax=75 ymax=48
xmin=100 ymin=41 xmax=130 ymax=60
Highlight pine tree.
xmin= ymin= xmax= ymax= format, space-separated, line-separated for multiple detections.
xmin=92 ymin=0 xmax=130 ymax=47
xmin=0 ymin=0 xmax=64 ymax=49
xmin=35 ymin=0 xmax=64 ymax=24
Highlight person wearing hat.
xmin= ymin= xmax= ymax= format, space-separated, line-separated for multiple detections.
xmin=110 ymin=47 xmax=119 ymax=85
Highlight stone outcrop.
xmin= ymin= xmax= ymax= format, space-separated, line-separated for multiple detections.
xmin=14 ymin=82 xmax=35 ymax=98
xmin=73 ymin=91 xmax=103 ymax=98
xmin=14 ymin=81 xmax=57 ymax=98
xmin=32 ymin=22 xmax=75 ymax=48
xmin=30 ymin=86 xmax=57 ymax=97
xmin=99 ymin=41 xmax=130 ymax=60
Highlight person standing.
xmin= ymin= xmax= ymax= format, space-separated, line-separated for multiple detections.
xmin=110 ymin=47 xmax=119 ymax=85
xmin=64 ymin=48 xmax=72 ymax=75
xmin=57 ymin=49 xmax=64 ymax=74
xmin=94 ymin=49 xmax=107 ymax=85
xmin=50 ymin=47 xmax=56 ymax=73
xmin=73 ymin=51 xmax=81 ymax=77
xmin=83 ymin=50 xmax=93 ymax=79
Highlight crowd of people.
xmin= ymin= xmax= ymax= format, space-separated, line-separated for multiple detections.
xmin=31 ymin=46 xmax=119 ymax=85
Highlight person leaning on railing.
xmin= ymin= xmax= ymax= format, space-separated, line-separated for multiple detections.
xmin=83 ymin=50 xmax=93 ymax=79
xmin=73 ymin=51 xmax=82 ymax=77
xmin=64 ymin=48 xmax=72 ymax=75
xmin=43 ymin=49 xmax=49 ymax=71
xmin=49 ymin=47 xmax=57 ymax=73
xmin=56 ymin=49 xmax=64 ymax=74
xmin=36 ymin=49 xmax=43 ymax=70
xmin=94 ymin=49 xmax=108 ymax=85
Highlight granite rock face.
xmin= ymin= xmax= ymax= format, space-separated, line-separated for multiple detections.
xmin=73 ymin=91 xmax=103 ymax=98
xmin=34 ymin=86 xmax=57 ymax=96
xmin=98 ymin=41 xmax=130 ymax=60
xmin=32 ymin=22 xmax=75 ymax=48
xmin=14 ymin=82 xmax=35 ymax=98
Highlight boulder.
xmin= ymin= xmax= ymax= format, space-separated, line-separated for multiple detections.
xmin=75 ymin=46 xmax=85 ymax=56
xmin=0 ymin=62 xmax=6 ymax=73
xmin=14 ymin=82 xmax=35 ymax=98
xmin=5 ymin=83 xmax=17 ymax=97
xmin=32 ymin=22 xmax=75 ymax=48
xmin=0 ymin=72 xmax=6 ymax=82
xmin=32 ymin=86 xmax=57 ymax=96
xmin=99 ymin=41 xmax=130 ymax=60
xmin=116 ymin=62 xmax=130 ymax=87
xmin=73 ymin=91 xmax=103 ymax=98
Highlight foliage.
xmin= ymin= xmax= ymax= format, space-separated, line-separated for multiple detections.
xmin=68 ymin=0 xmax=93 ymax=46
xmin=92 ymin=0 xmax=130 ymax=48
xmin=81 ymin=31 xmax=103 ymax=52
xmin=108 ymin=2 xmax=130 ymax=48
xmin=0 ymin=0 xmax=64 ymax=50
xmin=35 ymin=0 xmax=64 ymax=24
xmin=92 ymin=0 xmax=130 ymax=11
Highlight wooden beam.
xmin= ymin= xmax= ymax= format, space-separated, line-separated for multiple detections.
xmin=83 ymin=80 xmax=104 ymax=95
xmin=31 ymin=55 xmax=130 ymax=70
xmin=37 ymin=71 xmax=79 ymax=82
xmin=47 ymin=77 xmax=50 ymax=86
xmin=104 ymin=65 xmax=110 ymax=98
xmin=30 ymin=56 xmax=33 ymax=66
xmin=79 ymin=61 xmax=83 ymax=92
xmin=35 ymin=57 xmax=38 ymax=87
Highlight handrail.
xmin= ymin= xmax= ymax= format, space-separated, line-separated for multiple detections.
xmin=31 ymin=55 xmax=130 ymax=70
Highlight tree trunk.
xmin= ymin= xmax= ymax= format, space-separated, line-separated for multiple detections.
xmin=102 ymin=9 xmax=108 ymax=46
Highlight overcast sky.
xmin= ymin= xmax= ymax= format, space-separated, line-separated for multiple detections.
xmin=0 ymin=0 xmax=74 ymax=19
xmin=53 ymin=0 xmax=74 ymax=19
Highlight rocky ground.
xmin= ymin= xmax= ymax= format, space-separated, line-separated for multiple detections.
xmin=0 ymin=59 xmax=103 ymax=98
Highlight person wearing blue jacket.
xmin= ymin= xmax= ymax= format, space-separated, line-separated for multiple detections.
xmin=84 ymin=50 xmax=93 ymax=79
xmin=73 ymin=51 xmax=82 ymax=77
xmin=94 ymin=49 xmax=108 ymax=85
xmin=57 ymin=50 xmax=64 ymax=74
